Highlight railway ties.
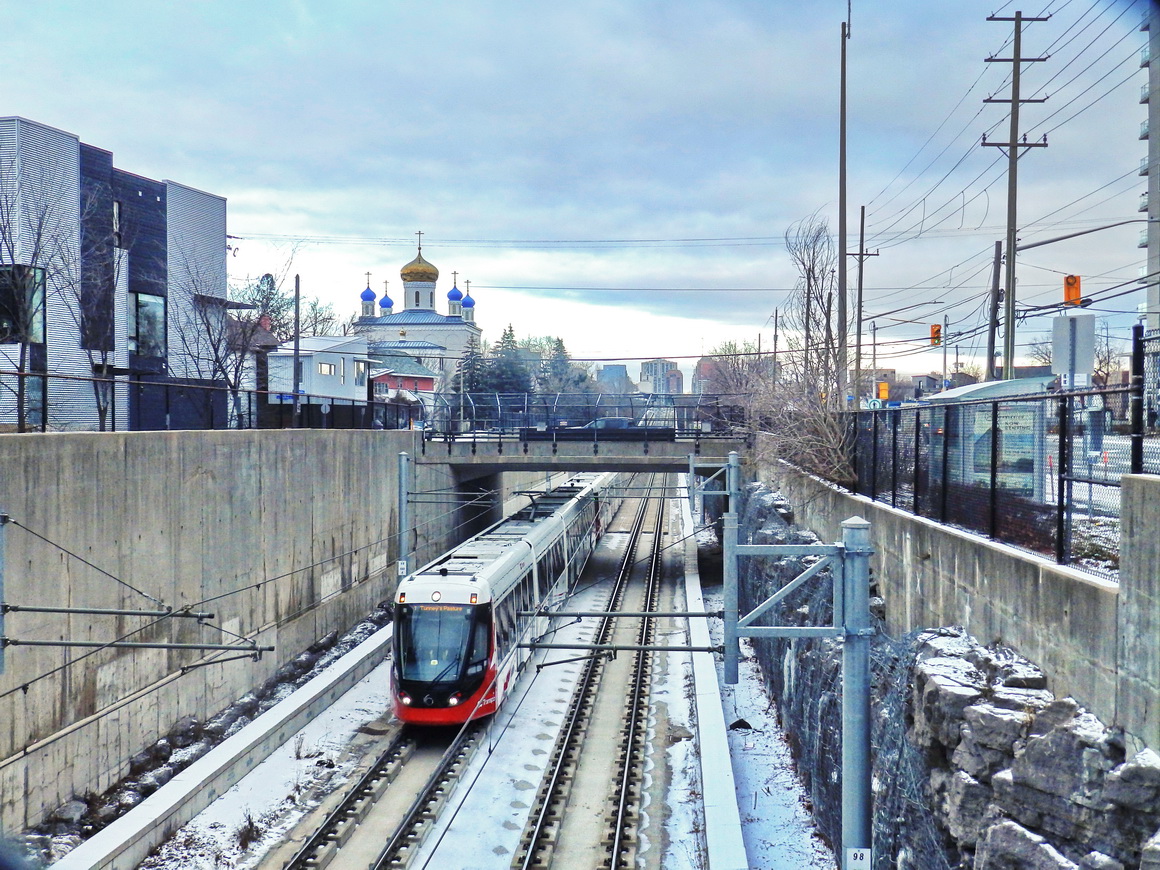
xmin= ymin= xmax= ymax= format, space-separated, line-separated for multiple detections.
xmin=514 ymin=473 xmax=672 ymax=870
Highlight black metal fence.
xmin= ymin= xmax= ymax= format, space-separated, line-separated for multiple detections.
xmin=849 ymin=383 xmax=1151 ymax=579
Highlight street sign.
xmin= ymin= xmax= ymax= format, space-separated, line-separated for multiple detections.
xmin=1051 ymin=315 xmax=1095 ymax=378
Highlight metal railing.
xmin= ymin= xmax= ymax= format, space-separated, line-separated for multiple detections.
xmin=847 ymin=382 xmax=1151 ymax=579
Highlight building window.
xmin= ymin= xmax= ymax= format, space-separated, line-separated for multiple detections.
xmin=414 ymin=291 xmax=419 ymax=306
xmin=317 ymin=362 xmax=336 ymax=376
xmin=0 ymin=265 xmax=46 ymax=345
xmin=128 ymin=293 xmax=166 ymax=357
xmin=340 ymin=357 xmax=346 ymax=384
xmin=355 ymin=360 xmax=367 ymax=387
xmin=112 ymin=201 xmax=123 ymax=248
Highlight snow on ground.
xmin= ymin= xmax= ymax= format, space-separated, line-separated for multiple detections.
xmin=655 ymin=637 xmax=705 ymax=870
xmin=704 ymin=589 xmax=837 ymax=870
xmin=138 ymin=655 xmax=395 ymax=869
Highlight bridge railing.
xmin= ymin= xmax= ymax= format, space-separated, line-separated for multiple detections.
xmin=0 ymin=371 xmax=747 ymax=439
xmin=846 ymin=383 xmax=1152 ymax=579
xmin=421 ymin=391 xmax=747 ymax=438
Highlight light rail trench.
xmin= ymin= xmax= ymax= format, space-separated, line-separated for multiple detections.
xmin=264 ymin=472 xmax=692 ymax=870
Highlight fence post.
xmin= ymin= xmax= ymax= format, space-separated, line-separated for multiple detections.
xmin=913 ymin=408 xmax=922 ymax=516
xmin=890 ymin=410 xmax=898 ymax=508
xmin=989 ymin=402 xmax=999 ymax=539
xmin=1131 ymin=323 xmax=1145 ymax=475
xmin=841 ymin=516 xmax=874 ymax=868
xmin=1055 ymin=395 xmax=1069 ymax=564
xmin=940 ymin=405 xmax=950 ymax=523
xmin=870 ymin=412 xmax=879 ymax=501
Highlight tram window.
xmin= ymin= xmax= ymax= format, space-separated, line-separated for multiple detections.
xmin=466 ymin=607 xmax=491 ymax=677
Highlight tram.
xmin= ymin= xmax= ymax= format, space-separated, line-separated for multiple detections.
xmin=391 ymin=472 xmax=621 ymax=726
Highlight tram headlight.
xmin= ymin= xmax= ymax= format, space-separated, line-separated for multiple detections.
xmin=399 ymin=692 xmax=412 ymax=706
xmin=448 ymin=693 xmax=461 ymax=707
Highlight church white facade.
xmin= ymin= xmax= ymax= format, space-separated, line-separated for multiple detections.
xmin=350 ymin=247 xmax=482 ymax=387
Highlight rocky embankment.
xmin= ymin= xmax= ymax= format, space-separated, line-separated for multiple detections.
xmin=733 ymin=483 xmax=1160 ymax=870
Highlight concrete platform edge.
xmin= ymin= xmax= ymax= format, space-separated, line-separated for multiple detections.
xmin=678 ymin=479 xmax=748 ymax=870
xmin=52 ymin=624 xmax=394 ymax=870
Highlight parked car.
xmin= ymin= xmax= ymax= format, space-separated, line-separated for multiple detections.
xmin=579 ymin=416 xmax=635 ymax=430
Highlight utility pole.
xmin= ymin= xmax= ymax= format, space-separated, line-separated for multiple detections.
xmin=848 ymin=205 xmax=879 ymax=403
xmin=983 ymin=10 xmax=1049 ymax=379
xmin=870 ymin=320 xmax=877 ymax=376
xmin=772 ymin=308 xmax=779 ymax=386
xmin=837 ymin=18 xmax=851 ymax=406
xmin=985 ymin=241 xmax=1003 ymax=380
xmin=942 ymin=316 xmax=949 ymax=392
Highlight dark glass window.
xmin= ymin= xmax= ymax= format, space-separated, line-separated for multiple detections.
xmin=128 ymin=293 xmax=166 ymax=357
xmin=396 ymin=603 xmax=473 ymax=682
xmin=0 ymin=265 xmax=46 ymax=344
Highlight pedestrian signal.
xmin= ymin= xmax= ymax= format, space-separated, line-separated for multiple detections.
xmin=1064 ymin=275 xmax=1081 ymax=307
xmin=930 ymin=324 xmax=942 ymax=346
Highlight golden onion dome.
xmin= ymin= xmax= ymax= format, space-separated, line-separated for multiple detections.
xmin=400 ymin=250 xmax=439 ymax=283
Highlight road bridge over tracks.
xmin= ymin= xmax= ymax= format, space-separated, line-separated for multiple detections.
xmin=413 ymin=432 xmax=749 ymax=475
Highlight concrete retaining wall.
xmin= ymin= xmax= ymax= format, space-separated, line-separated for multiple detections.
xmin=762 ymin=452 xmax=1160 ymax=753
xmin=0 ymin=430 xmax=554 ymax=835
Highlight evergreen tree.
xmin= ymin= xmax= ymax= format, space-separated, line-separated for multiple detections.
xmin=539 ymin=337 xmax=595 ymax=393
xmin=452 ymin=335 xmax=487 ymax=393
xmin=486 ymin=324 xmax=533 ymax=393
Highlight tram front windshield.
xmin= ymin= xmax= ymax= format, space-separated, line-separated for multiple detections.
xmin=397 ymin=603 xmax=475 ymax=683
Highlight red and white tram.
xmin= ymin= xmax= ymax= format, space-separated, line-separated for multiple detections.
xmin=391 ymin=472 xmax=621 ymax=726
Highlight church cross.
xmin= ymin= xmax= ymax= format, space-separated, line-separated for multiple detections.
xmin=415 ymin=230 xmax=423 ymax=252
xmin=365 ymin=271 xmax=372 ymax=287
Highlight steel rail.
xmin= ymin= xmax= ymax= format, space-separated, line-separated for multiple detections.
xmin=513 ymin=474 xmax=656 ymax=870
xmin=605 ymin=476 xmax=666 ymax=870
xmin=279 ymin=725 xmax=414 ymax=870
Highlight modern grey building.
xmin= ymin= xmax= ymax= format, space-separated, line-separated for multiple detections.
xmin=0 ymin=116 xmax=228 ymax=430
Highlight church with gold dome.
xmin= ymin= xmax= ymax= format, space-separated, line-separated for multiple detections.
xmin=351 ymin=245 xmax=483 ymax=388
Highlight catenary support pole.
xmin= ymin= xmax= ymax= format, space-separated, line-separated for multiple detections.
xmin=723 ymin=451 xmax=741 ymax=684
xmin=398 ymin=452 xmax=411 ymax=578
xmin=841 ymin=516 xmax=874 ymax=868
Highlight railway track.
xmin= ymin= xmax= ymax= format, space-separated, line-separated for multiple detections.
xmin=512 ymin=474 xmax=669 ymax=870
xmin=274 ymin=721 xmax=486 ymax=869
xmin=271 ymin=475 xmax=673 ymax=870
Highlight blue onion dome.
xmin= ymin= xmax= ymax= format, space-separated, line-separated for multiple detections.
xmin=461 ymin=292 xmax=475 ymax=309
xmin=380 ymin=291 xmax=394 ymax=309
xmin=360 ymin=285 xmax=376 ymax=302
xmin=447 ymin=282 xmax=463 ymax=302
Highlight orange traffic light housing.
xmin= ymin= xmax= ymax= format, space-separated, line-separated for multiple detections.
xmin=1064 ymin=275 xmax=1081 ymax=306
xmin=877 ymin=381 xmax=889 ymax=400
xmin=930 ymin=324 xmax=942 ymax=346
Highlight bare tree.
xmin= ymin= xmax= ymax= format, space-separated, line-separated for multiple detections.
xmin=0 ymin=159 xmax=73 ymax=431
xmin=783 ymin=214 xmax=842 ymax=397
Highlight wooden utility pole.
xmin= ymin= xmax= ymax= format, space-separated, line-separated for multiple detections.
xmin=983 ymin=10 xmax=1049 ymax=378
xmin=849 ymin=205 xmax=879 ymax=402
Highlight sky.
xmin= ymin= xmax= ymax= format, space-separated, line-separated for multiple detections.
xmin=5 ymin=0 xmax=1152 ymax=381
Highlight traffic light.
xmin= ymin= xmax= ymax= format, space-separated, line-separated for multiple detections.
xmin=930 ymin=324 xmax=942 ymax=346
xmin=1064 ymin=274 xmax=1082 ymax=306
xmin=877 ymin=381 xmax=889 ymax=400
